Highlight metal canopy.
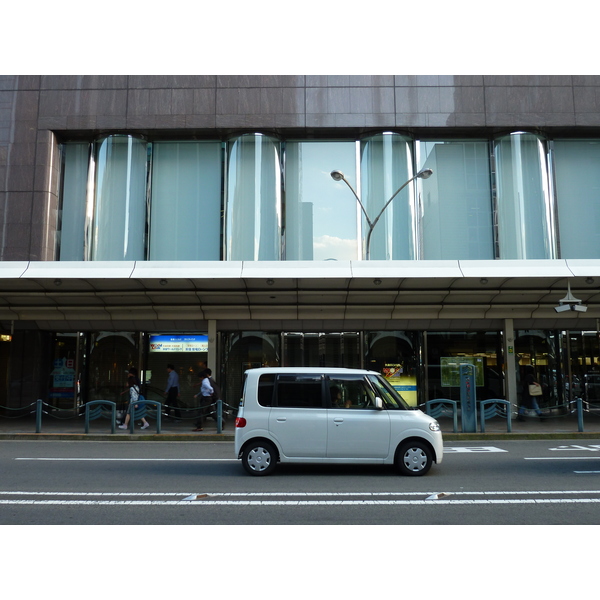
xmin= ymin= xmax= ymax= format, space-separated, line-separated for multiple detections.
xmin=1 ymin=260 xmax=600 ymax=331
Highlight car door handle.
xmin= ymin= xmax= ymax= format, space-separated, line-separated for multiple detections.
xmin=333 ymin=418 xmax=344 ymax=424
xmin=276 ymin=417 xmax=287 ymax=422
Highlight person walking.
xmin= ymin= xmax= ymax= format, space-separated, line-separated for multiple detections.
xmin=192 ymin=370 xmax=214 ymax=432
xmin=518 ymin=365 xmax=544 ymax=421
xmin=118 ymin=367 xmax=150 ymax=430
xmin=164 ymin=364 xmax=181 ymax=419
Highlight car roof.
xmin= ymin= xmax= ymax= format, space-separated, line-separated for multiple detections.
xmin=244 ymin=367 xmax=378 ymax=375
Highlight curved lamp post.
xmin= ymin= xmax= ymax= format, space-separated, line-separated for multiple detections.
xmin=330 ymin=167 xmax=433 ymax=259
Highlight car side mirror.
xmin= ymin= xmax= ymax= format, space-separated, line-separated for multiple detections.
xmin=374 ymin=397 xmax=384 ymax=410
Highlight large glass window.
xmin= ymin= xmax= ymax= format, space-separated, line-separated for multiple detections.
xmin=92 ymin=135 xmax=148 ymax=261
xmin=285 ymin=141 xmax=358 ymax=260
xmin=365 ymin=331 xmax=419 ymax=406
xmin=418 ymin=141 xmax=493 ymax=259
xmin=495 ymin=133 xmax=554 ymax=259
xmin=58 ymin=143 xmax=90 ymax=260
xmin=425 ymin=331 xmax=503 ymax=403
xmin=360 ymin=133 xmax=415 ymax=260
xmin=150 ymin=142 xmax=222 ymax=260
xmin=553 ymin=140 xmax=600 ymax=258
xmin=225 ymin=134 xmax=282 ymax=261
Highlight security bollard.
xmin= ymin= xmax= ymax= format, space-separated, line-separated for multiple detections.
xmin=216 ymin=398 xmax=223 ymax=433
xmin=577 ymin=396 xmax=584 ymax=432
xmin=36 ymin=398 xmax=43 ymax=433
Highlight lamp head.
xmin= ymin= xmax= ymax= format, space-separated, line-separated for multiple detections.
xmin=330 ymin=170 xmax=345 ymax=182
xmin=416 ymin=168 xmax=433 ymax=180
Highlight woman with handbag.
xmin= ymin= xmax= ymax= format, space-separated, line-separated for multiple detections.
xmin=118 ymin=367 xmax=150 ymax=430
xmin=518 ymin=365 xmax=545 ymax=421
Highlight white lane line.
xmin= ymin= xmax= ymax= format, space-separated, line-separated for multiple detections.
xmin=14 ymin=458 xmax=237 ymax=461
xmin=3 ymin=490 xmax=600 ymax=497
xmin=1 ymin=498 xmax=600 ymax=506
xmin=1 ymin=489 xmax=599 ymax=506
xmin=525 ymin=457 xmax=600 ymax=460
xmin=444 ymin=447 xmax=507 ymax=453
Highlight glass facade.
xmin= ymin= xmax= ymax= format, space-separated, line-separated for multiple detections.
xmin=57 ymin=131 xmax=600 ymax=263
xmin=418 ymin=140 xmax=494 ymax=260
xmin=92 ymin=135 xmax=148 ymax=261
xmin=495 ymin=133 xmax=554 ymax=259
xmin=286 ymin=141 xmax=358 ymax=260
xmin=150 ymin=141 xmax=222 ymax=261
xmin=361 ymin=133 xmax=415 ymax=260
xmin=553 ymin=140 xmax=600 ymax=259
xmin=225 ymin=134 xmax=282 ymax=261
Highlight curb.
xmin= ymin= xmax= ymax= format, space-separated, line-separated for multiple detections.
xmin=0 ymin=433 xmax=235 ymax=442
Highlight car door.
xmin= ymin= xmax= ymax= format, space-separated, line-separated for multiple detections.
xmin=268 ymin=373 xmax=327 ymax=458
xmin=325 ymin=376 xmax=391 ymax=459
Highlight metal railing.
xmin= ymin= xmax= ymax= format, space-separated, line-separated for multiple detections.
xmin=0 ymin=397 xmax=238 ymax=434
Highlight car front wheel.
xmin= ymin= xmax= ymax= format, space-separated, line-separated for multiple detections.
xmin=396 ymin=441 xmax=433 ymax=476
xmin=242 ymin=440 xmax=277 ymax=476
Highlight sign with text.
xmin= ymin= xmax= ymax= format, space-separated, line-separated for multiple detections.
xmin=149 ymin=334 xmax=208 ymax=353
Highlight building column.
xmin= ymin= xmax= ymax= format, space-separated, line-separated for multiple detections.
xmin=504 ymin=319 xmax=518 ymax=417
xmin=208 ymin=320 xmax=217 ymax=373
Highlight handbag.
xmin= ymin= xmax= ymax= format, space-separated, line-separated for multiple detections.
xmin=528 ymin=383 xmax=542 ymax=396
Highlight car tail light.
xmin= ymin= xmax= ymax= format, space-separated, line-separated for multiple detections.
xmin=235 ymin=417 xmax=247 ymax=428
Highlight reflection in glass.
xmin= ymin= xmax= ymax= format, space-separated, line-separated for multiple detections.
xmin=495 ymin=133 xmax=553 ymax=259
xmin=285 ymin=141 xmax=358 ymax=260
xmin=419 ymin=141 xmax=493 ymax=259
xmin=92 ymin=135 xmax=148 ymax=261
xmin=226 ymin=134 xmax=281 ymax=261
xmin=360 ymin=133 xmax=414 ymax=260
xmin=150 ymin=141 xmax=222 ymax=260
xmin=553 ymin=140 xmax=600 ymax=258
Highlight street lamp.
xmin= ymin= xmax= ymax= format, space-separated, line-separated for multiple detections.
xmin=330 ymin=167 xmax=433 ymax=259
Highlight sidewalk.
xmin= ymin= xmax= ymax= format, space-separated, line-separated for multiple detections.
xmin=2 ymin=409 xmax=600 ymax=441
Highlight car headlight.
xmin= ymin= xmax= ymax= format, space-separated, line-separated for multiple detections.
xmin=429 ymin=421 xmax=441 ymax=432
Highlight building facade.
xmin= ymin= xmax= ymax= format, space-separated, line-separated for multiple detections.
xmin=2 ymin=75 xmax=600 ymax=419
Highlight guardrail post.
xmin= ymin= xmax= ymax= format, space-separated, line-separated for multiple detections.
xmin=216 ymin=398 xmax=223 ymax=433
xmin=577 ymin=396 xmax=584 ymax=432
xmin=36 ymin=399 xmax=43 ymax=433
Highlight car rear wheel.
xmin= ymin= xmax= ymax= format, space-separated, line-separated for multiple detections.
xmin=242 ymin=440 xmax=277 ymax=476
xmin=396 ymin=440 xmax=433 ymax=476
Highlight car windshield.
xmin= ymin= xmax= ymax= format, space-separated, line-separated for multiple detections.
xmin=366 ymin=374 xmax=410 ymax=410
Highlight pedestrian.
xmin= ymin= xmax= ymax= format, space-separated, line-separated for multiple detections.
xmin=518 ymin=365 xmax=544 ymax=421
xmin=118 ymin=367 xmax=150 ymax=430
xmin=192 ymin=370 xmax=214 ymax=432
xmin=164 ymin=364 xmax=181 ymax=418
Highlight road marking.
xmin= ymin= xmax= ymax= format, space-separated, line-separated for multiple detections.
xmin=575 ymin=471 xmax=600 ymax=474
xmin=1 ymin=490 xmax=599 ymax=506
xmin=524 ymin=457 xmax=600 ymax=460
xmin=14 ymin=458 xmax=237 ymax=462
xmin=1 ymin=498 xmax=599 ymax=506
xmin=550 ymin=445 xmax=600 ymax=452
xmin=444 ymin=447 xmax=507 ymax=453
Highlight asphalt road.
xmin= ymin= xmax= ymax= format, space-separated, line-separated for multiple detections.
xmin=2 ymin=438 xmax=600 ymax=525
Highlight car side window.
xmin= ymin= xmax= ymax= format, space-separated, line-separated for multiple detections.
xmin=257 ymin=374 xmax=275 ymax=407
xmin=328 ymin=377 xmax=376 ymax=409
xmin=275 ymin=374 xmax=324 ymax=408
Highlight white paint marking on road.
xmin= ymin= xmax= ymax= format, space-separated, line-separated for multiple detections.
xmin=0 ymin=489 xmax=599 ymax=506
xmin=1 ymin=497 xmax=600 ymax=506
xmin=443 ymin=447 xmax=507 ymax=453
xmin=524 ymin=457 xmax=600 ymax=460
xmin=14 ymin=458 xmax=237 ymax=462
xmin=549 ymin=445 xmax=600 ymax=452
xmin=574 ymin=471 xmax=600 ymax=474
xmin=426 ymin=492 xmax=453 ymax=500
xmin=3 ymin=490 xmax=600 ymax=497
